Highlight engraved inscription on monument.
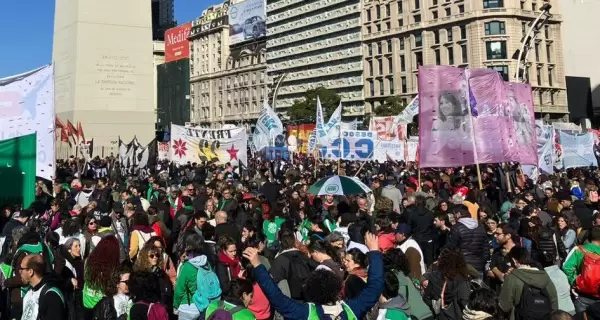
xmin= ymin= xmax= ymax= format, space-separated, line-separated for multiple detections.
xmin=94 ymin=55 xmax=137 ymax=97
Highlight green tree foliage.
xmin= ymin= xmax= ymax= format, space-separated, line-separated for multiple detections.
xmin=286 ymin=87 xmax=341 ymax=122
xmin=373 ymin=96 xmax=407 ymax=117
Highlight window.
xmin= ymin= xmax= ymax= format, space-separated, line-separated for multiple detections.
xmin=401 ymin=77 xmax=407 ymax=93
xmin=366 ymin=26 xmax=372 ymax=34
xmin=461 ymin=44 xmax=468 ymax=63
xmin=532 ymin=2 xmax=537 ymax=11
xmin=544 ymin=25 xmax=550 ymax=38
xmin=486 ymin=41 xmax=507 ymax=60
xmin=546 ymin=44 xmax=552 ymax=63
xmin=389 ymin=78 xmax=395 ymax=94
xmin=458 ymin=4 xmax=464 ymax=13
xmin=489 ymin=65 xmax=509 ymax=81
xmin=369 ymin=60 xmax=373 ymax=76
xmin=386 ymin=4 xmax=391 ymax=16
xmin=398 ymin=2 xmax=403 ymax=14
xmin=435 ymin=49 xmax=441 ymax=64
xmin=415 ymin=0 xmax=420 ymax=10
xmin=537 ymin=67 xmax=542 ymax=84
xmin=433 ymin=0 xmax=438 ymax=5
xmin=400 ymin=39 xmax=405 ymax=51
xmin=415 ymin=34 xmax=423 ymax=47
xmin=535 ymin=43 xmax=540 ymax=60
xmin=399 ymin=18 xmax=404 ymax=26
xmin=432 ymin=10 xmax=438 ymax=19
xmin=522 ymin=22 xmax=527 ymax=37
xmin=415 ymin=51 xmax=423 ymax=67
xmin=377 ymin=24 xmax=381 ymax=32
xmin=484 ymin=21 xmax=506 ymax=35
xmin=483 ymin=0 xmax=503 ymax=9
xmin=377 ymin=5 xmax=381 ymax=19
xmin=550 ymin=92 xmax=555 ymax=105
xmin=520 ymin=0 xmax=524 ymax=9
xmin=386 ymin=21 xmax=391 ymax=30
xmin=378 ymin=43 xmax=382 ymax=54
xmin=548 ymin=67 xmax=553 ymax=86
xmin=400 ymin=55 xmax=406 ymax=71
xmin=379 ymin=79 xmax=384 ymax=95
xmin=445 ymin=7 xmax=451 ymax=16
xmin=447 ymin=28 xmax=453 ymax=42
xmin=388 ymin=57 xmax=393 ymax=73
xmin=460 ymin=25 xmax=467 ymax=39
xmin=414 ymin=14 xmax=421 ymax=23
xmin=369 ymin=80 xmax=375 ymax=96
xmin=367 ymin=9 xmax=372 ymax=21
xmin=538 ymin=92 xmax=543 ymax=106
xmin=368 ymin=45 xmax=373 ymax=56
xmin=448 ymin=47 xmax=454 ymax=65
xmin=378 ymin=58 xmax=383 ymax=74
xmin=434 ymin=30 xmax=440 ymax=44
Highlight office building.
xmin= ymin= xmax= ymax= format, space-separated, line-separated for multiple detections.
xmin=362 ymin=0 xmax=568 ymax=119
xmin=189 ymin=1 xmax=268 ymax=128
xmin=266 ymin=0 xmax=365 ymax=116
xmin=53 ymin=0 xmax=155 ymax=147
xmin=152 ymin=0 xmax=176 ymax=40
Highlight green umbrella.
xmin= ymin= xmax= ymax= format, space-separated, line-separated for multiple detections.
xmin=308 ymin=175 xmax=371 ymax=196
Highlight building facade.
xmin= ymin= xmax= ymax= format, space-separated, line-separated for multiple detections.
xmin=362 ymin=0 xmax=568 ymax=119
xmin=266 ymin=0 xmax=365 ymax=116
xmin=152 ymin=0 xmax=176 ymax=40
xmin=189 ymin=2 xmax=268 ymax=129
xmin=153 ymin=40 xmax=165 ymax=114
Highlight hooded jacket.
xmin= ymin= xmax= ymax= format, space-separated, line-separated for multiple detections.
xmin=572 ymin=200 xmax=594 ymax=230
xmin=498 ymin=268 xmax=559 ymax=320
xmin=404 ymin=205 xmax=435 ymax=243
xmin=377 ymin=296 xmax=410 ymax=320
xmin=173 ymin=255 xmax=213 ymax=311
xmin=447 ymin=218 xmax=490 ymax=272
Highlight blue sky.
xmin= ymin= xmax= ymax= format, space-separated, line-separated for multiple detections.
xmin=0 ymin=0 xmax=219 ymax=78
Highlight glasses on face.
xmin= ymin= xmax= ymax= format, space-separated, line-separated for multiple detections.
xmin=148 ymin=253 xmax=159 ymax=259
xmin=120 ymin=279 xmax=130 ymax=285
xmin=89 ymin=221 xmax=96 ymax=226
xmin=18 ymin=266 xmax=31 ymax=272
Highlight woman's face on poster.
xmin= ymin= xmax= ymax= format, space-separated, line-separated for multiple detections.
xmin=439 ymin=94 xmax=455 ymax=117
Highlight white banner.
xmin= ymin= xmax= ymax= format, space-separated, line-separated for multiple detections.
xmin=536 ymin=123 xmax=554 ymax=173
xmin=252 ymin=101 xmax=283 ymax=151
xmin=559 ymin=131 xmax=598 ymax=169
xmin=170 ymin=124 xmax=247 ymax=166
xmin=407 ymin=141 xmax=418 ymax=162
xmin=369 ymin=116 xmax=407 ymax=162
xmin=158 ymin=142 xmax=170 ymax=161
xmin=0 ymin=65 xmax=55 ymax=180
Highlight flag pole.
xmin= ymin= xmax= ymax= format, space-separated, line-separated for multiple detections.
xmin=464 ymin=70 xmax=483 ymax=190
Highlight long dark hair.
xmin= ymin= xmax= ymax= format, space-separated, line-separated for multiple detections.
xmin=308 ymin=240 xmax=341 ymax=265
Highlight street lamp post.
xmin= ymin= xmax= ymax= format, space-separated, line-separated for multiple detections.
xmin=513 ymin=2 xmax=552 ymax=83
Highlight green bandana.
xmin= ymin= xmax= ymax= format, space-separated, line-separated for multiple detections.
xmin=183 ymin=205 xmax=194 ymax=211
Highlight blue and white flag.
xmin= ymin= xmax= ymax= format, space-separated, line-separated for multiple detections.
xmin=559 ymin=131 xmax=598 ymax=169
xmin=252 ymin=101 xmax=283 ymax=151
xmin=340 ymin=120 xmax=358 ymax=131
xmin=394 ymin=96 xmax=419 ymax=124
xmin=325 ymin=102 xmax=343 ymax=140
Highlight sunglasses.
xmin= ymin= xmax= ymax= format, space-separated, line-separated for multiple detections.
xmin=88 ymin=221 xmax=96 ymax=225
xmin=148 ymin=254 xmax=159 ymax=259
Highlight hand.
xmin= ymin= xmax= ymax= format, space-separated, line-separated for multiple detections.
xmin=505 ymin=267 xmax=514 ymax=276
xmin=243 ymin=247 xmax=261 ymax=267
xmin=173 ymin=310 xmax=179 ymax=316
xmin=365 ymin=232 xmax=379 ymax=251
xmin=422 ymin=280 xmax=429 ymax=289
xmin=71 ymin=278 xmax=78 ymax=289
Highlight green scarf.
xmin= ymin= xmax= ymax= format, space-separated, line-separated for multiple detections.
xmin=183 ymin=205 xmax=194 ymax=211
xmin=218 ymin=199 xmax=229 ymax=211
xmin=168 ymin=194 xmax=177 ymax=209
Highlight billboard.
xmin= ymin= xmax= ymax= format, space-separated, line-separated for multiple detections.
xmin=228 ymin=0 xmax=266 ymax=45
xmin=165 ymin=23 xmax=192 ymax=63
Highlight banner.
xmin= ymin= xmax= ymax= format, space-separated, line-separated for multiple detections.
xmin=559 ymin=131 xmax=598 ymax=169
xmin=119 ymin=137 xmax=157 ymax=176
xmin=286 ymin=124 xmax=314 ymax=154
xmin=319 ymin=130 xmax=374 ymax=161
xmin=0 ymin=65 xmax=55 ymax=180
xmin=369 ymin=116 xmax=407 ymax=162
xmin=395 ymin=96 xmax=419 ymax=124
xmin=406 ymin=141 xmax=418 ymax=162
xmin=536 ymin=123 xmax=555 ymax=173
xmin=170 ymin=124 xmax=248 ymax=166
xmin=158 ymin=142 xmax=170 ymax=161
xmin=0 ymin=133 xmax=36 ymax=208
xmin=252 ymin=101 xmax=283 ymax=152
xmin=418 ymin=66 xmax=537 ymax=167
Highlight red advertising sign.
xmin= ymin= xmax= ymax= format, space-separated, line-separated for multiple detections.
xmin=286 ymin=124 xmax=315 ymax=154
xmin=165 ymin=23 xmax=192 ymax=63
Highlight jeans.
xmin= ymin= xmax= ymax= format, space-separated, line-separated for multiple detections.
xmin=573 ymin=295 xmax=598 ymax=316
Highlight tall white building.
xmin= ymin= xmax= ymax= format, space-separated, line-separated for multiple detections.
xmin=266 ymin=0 xmax=365 ymax=116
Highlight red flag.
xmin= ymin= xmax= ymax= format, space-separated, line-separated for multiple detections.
xmin=77 ymin=121 xmax=85 ymax=142
xmin=67 ymin=120 xmax=79 ymax=142
xmin=55 ymin=116 xmax=65 ymax=129
xmin=60 ymin=127 xmax=70 ymax=145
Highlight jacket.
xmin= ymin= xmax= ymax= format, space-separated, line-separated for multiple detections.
xmin=205 ymin=299 xmax=256 ymax=320
xmin=572 ymin=201 xmax=594 ymax=230
xmin=377 ymin=296 xmax=410 ymax=320
xmin=498 ymin=267 xmax=559 ymax=320
xmin=92 ymin=296 xmax=119 ymax=320
xmin=423 ymin=272 xmax=471 ymax=320
xmin=395 ymin=271 xmax=432 ymax=320
xmin=173 ymin=255 xmax=210 ymax=310
xmin=446 ymin=218 xmax=490 ymax=272
xmin=404 ymin=205 xmax=435 ymax=243
xmin=544 ymin=266 xmax=575 ymax=315
xmin=381 ymin=185 xmax=403 ymax=213
xmin=562 ymin=243 xmax=600 ymax=287
xmin=269 ymin=248 xmax=314 ymax=300
xmin=253 ymin=251 xmax=384 ymax=320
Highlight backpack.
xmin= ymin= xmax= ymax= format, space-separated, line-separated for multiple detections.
xmin=38 ymin=284 xmax=66 ymax=320
xmin=286 ymin=254 xmax=312 ymax=300
xmin=575 ymin=246 xmax=600 ymax=299
xmin=193 ymin=264 xmax=222 ymax=310
xmin=514 ymin=283 xmax=551 ymax=320
xmin=207 ymin=301 xmax=244 ymax=320
xmin=533 ymin=228 xmax=558 ymax=265
xmin=136 ymin=301 xmax=169 ymax=320
xmin=174 ymin=216 xmax=194 ymax=255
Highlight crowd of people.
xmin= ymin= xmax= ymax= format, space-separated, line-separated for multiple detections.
xmin=1 ymin=156 xmax=600 ymax=320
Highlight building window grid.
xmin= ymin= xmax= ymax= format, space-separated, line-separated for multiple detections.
xmin=485 ymin=21 xmax=506 ymax=35
xmin=447 ymin=28 xmax=453 ymax=42
xmin=483 ymin=0 xmax=504 ymax=8
xmin=388 ymin=40 xmax=393 ymax=53
xmin=389 ymin=78 xmax=395 ymax=95
xmin=486 ymin=41 xmax=507 ymax=60
xmin=379 ymin=79 xmax=384 ymax=95
xmin=434 ymin=30 xmax=440 ymax=44
xmin=415 ymin=34 xmax=423 ymax=47
xmin=461 ymin=44 xmax=468 ymax=63
xmin=401 ymin=77 xmax=407 ymax=93
xmin=400 ymin=55 xmax=406 ymax=71
xmin=548 ymin=67 xmax=553 ymax=86
xmin=435 ymin=49 xmax=441 ymax=64
xmin=386 ymin=3 xmax=391 ymax=17
xmin=460 ymin=25 xmax=467 ymax=39
xmin=448 ymin=47 xmax=454 ymax=65
xmin=490 ymin=65 xmax=509 ymax=81
xmin=546 ymin=44 xmax=552 ymax=63
xmin=432 ymin=10 xmax=438 ymax=19
xmin=445 ymin=7 xmax=451 ymax=16
xmin=414 ymin=14 xmax=421 ymax=23
xmin=458 ymin=4 xmax=464 ymax=13
xmin=378 ymin=58 xmax=383 ymax=75
xmin=399 ymin=39 xmax=405 ymax=51
xmin=415 ymin=0 xmax=420 ymax=10
xmin=537 ymin=67 xmax=542 ymax=85
xmin=388 ymin=57 xmax=393 ymax=73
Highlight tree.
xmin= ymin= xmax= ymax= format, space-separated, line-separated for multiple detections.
xmin=373 ymin=96 xmax=407 ymax=117
xmin=286 ymin=87 xmax=341 ymax=122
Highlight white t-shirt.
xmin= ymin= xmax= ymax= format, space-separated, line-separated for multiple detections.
xmin=113 ymin=293 xmax=132 ymax=318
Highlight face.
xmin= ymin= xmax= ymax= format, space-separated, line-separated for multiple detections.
xmin=187 ymin=185 xmax=195 ymax=196
xmin=325 ymin=195 xmax=334 ymax=202
xmin=557 ymin=217 xmax=567 ymax=229
xmin=242 ymin=227 xmax=253 ymax=239
xmin=479 ymin=211 xmax=488 ymax=220
xmin=561 ymin=199 xmax=572 ymax=208
xmin=440 ymin=202 xmax=448 ymax=211
xmin=291 ymin=192 xmax=299 ymax=199
xmin=241 ymin=292 xmax=253 ymax=307
xmin=196 ymin=217 xmax=207 ymax=228
xmin=486 ymin=219 xmax=497 ymax=231
xmin=206 ymin=201 xmax=215 ymax=212
xmin=117 ymin=273 xmax=130 ymax=294
xmin=343 ymin=255 xmax=360 ymax=271
xmin=525 ymin=194 xmax=534 ymax=202
xmin=148 ymin=251 xmax=160 ymax=266
xmin=545 ymin=189 xmax=553 ymax=198
xmin=358 ymin=199 xmax=368 ymax=210
xmin=18 ymin=262 xmax=33 ymax=284
xmin=88 ymin=219 xmax=97 ymax=231
xmin=222 ymin=189 xmax=231 ymax=200
xmin=439 ymin=94 xmax=455 ymax=116
xmin=330 ymin=240 xmax=344 ymax=249
xmin=494 ymin=228 xmax=509 ymax=245
xmin=516 ymin=199 xmax=527 ymax=209
xmin=69 ymin=241 xmax=81 ymax=257
xmin=224 ymin=244 xmax=237 ymax=259
xmin=121 ymin=192 xmax=129 ymax=200
xmin=434 ymin=217 xmax=444 ymax=228
xmin=153 ymin=241 xmax=164 ymax=254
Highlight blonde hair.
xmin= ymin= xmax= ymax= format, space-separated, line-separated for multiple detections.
xmin=133 ymin=242 xmax=163 ymax=273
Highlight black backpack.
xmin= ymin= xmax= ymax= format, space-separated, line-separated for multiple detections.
xmin=286 ymin=254 xmax=312 ymax=300
xmin=514 ymin=283 xmax=551 ymax=320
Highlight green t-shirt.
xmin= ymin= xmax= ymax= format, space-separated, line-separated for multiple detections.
xmin=82 ymin=282 xmax=104 ymax=309
xmin=263 ymin=217 xmax=285 ymax=245
xmin=205 ymin=300 xmax=255 ymax=320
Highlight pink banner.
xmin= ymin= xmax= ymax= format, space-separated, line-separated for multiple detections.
xmin=418 ymin=65 xmax=537 ymax=168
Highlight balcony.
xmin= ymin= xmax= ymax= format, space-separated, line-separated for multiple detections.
xmin=268 ymin=47 xmax=361 ymax=72
xmin=268 ymin=3 xmax=360 ymax=37
xmin=269 ymin=17 xmax=360 ymax=47
xmin=268 ymin=0 xmax=351 ymax=24
xmin=267 ymin=33 xmax=361 ymax=60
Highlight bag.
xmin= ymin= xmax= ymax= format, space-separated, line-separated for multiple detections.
xmin=431 ymin=280 xmax=447 ymax=315
xmin=174 ymin=217 xmax=194 ymax=255
xmin=193 ymin=265 xmax=222 ymax=310
xmin=136 ymin=301 xmax=169 ymax=320
xmin=533 ymin=228 xmax=558 ymax=265
xmin=207 ymin=300 xmax=244 ymax=320
xmin=287 ymin=255 xmax=312 ymax=300
xmin=575 ymin=246 xmax=600 ymax=298
xmin=514 ymin=283 xmax=551 ymax=320
xmin=38 ymin=284 xmax=66 ymax=320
